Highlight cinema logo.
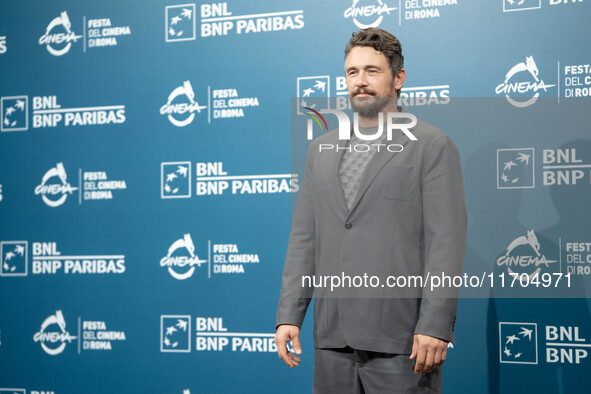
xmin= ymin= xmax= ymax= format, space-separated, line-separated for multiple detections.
xmin=34 ymin=310 xmax=126 ymax=355
xmin=160 ymin=233 xmax=260 ymax=279
xmin=344 ymin=0 xmax=397 ymax=28
xmin=39 ymin=11 xmax=131 ymax=55
xmin=160 ymin=81 xmax=258 ymax=126
xmin=495 ymin=56 xmax=556 ymax=108
xmin=161 ymin=81 xmax=206 ymax=127
xmin=199 ymin=3 xmax=304 ymax=37
xmin=35 ymin=163 xmax=77 ymax=207
xmin=35 ymin=163 xmax=127 ymax=207
xmin=500 ymin=322 xmax=590 ymax=365
xmin=160 ymin=234 xmax=206 ymax=280
xmin=33 ymin=311 xmax=76 ymax=355
xmin=39 ymin=11 xmax=82 ymax=56
xmin=496 ymin=230 xmax=557 ymax=281
xmin=160 ymin=315 xmax=284 ymax=353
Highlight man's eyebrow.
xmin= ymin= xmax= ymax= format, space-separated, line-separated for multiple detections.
xmin=345 ymin=64 xmax=385 ymax=72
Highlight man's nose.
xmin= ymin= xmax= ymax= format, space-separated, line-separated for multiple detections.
xmin=355 ymin=71 xmax=368 ymax=87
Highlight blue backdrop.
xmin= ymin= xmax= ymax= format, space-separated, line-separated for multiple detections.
xmin=1 ymin=1 xmax=590 ymax=393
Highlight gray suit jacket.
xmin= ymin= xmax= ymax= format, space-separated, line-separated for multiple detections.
xmin=276 ymin=118 xmax=467 ymax=354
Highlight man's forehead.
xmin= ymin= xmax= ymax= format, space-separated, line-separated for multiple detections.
xmin=345 ymin=46 xmax=389 ymax=68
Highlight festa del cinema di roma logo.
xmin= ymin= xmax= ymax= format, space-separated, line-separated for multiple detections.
xmin=33 ymin=310 xmax=77 ymax=355
xmin=39 ymin=11 xmax=82 ymax=56
xmin=160 ymin=81 xmax=206 ymax=127
xmin=160 ymin=234 xmax=207 ymax=280
xmin=496 ymin=229 xmax=557 ymax=281
xmin=344 ymin=0 xmax=397 ymax=28
xmin=34 ymin=162 xmax=77 ymax=207
xmin=495 ymin=56 xmax=555 ymax=108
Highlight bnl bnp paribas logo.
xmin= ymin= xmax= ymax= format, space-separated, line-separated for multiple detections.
xmin=297 ymin=75 xmax=450 ymax=110
xmin=0 ymin=241 xmax=28 ymax=277
xmin=495 ymin=56 xmax=556 ymax=108
xmin=1 ymin=96 xmax=28 ymax=132
xmin=161 ymin=161 xmax=299 ymax=198
xmin=161 ymin=316 xmax=281 ymax=353
xmin=499 ymin=322 xmax=538 ymax=364
xmin=497 ymin=148 xmax=534 ymax=189
xmin=165 ymin=3 xmax=304 ymax=39
xmin=1 ymin=241 xmax=125 ymax=277
xmin=503 ymin=0 xmax=583 ymax=13
xmin=165 ymin=4 xmax=196 ymax=42
xmin=498 ymin=147 xmax=591 ymax=188
xmin=500 ymin=322 xmax=590 ymax=365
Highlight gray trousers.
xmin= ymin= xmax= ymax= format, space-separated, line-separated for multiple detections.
xmin=313 ymin=347 xmax=442 ymax=394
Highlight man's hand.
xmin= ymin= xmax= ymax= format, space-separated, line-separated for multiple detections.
xmin=409 ymin=334 xmax=448 ymax=374
xmin=274 ymin=324 xmax=302 ymax=368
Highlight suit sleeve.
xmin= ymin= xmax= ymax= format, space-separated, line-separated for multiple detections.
xmin=276 ymin=143 xmax=317 ymax=329
xmin=414 ymin=136 xmax=467 ymax=343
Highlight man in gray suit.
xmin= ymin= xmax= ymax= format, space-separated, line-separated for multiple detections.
xmin=275 ymin=28 xmax=467 ymax=393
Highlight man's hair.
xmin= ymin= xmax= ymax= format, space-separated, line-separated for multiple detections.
xmin=344 ymin=28 xmax=404 ymax=94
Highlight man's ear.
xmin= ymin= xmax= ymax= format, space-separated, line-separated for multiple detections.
xmin=395 ymin=68 xmax=406 ymax=90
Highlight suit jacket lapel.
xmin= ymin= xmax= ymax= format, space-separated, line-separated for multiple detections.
xmin=332 ymin=136 xmax=350 ymax=213
xmin=345 ymin=125 xmax=415 ymax=218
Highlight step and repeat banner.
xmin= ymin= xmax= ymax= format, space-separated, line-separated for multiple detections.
xmin=1 ymin=1 xmax=590 ymax=393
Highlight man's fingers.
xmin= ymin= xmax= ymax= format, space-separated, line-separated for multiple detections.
xmin=423 ymin=348 xmax=435 ymax=374
xmin=287 ymin=352 xmax=301 ymax=367
xmin=274 ymin=334 xmax=291 ymax=366
xmin=274 ymin=326 xmax=303 ymax=368
xmin=409 ymin=335 xmax=418 ymax=360
xmin=414 ymin=346 xmax=427 ymax=373
xmin=291 ymin=333 xmax=302 ymax=355
xmin=433 ymin=346 xmax=442 ymax=368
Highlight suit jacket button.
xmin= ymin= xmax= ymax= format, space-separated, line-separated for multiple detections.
xmin=345 ymin=223 xmax=352 ymax=229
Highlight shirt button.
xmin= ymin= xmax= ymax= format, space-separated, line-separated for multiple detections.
xmin=345 ymin=223 xmax=352 ymax=229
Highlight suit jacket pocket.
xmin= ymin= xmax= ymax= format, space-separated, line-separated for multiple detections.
xmin=381 ymin=165 xmax=418 ymax=201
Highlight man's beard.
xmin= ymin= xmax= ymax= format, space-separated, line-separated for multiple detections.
xmin=350 ymin=89 xmax=395 ymax=118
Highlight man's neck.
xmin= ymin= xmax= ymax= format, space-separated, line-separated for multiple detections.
xmin=356 ymin=100 xmax=399 ymax=128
